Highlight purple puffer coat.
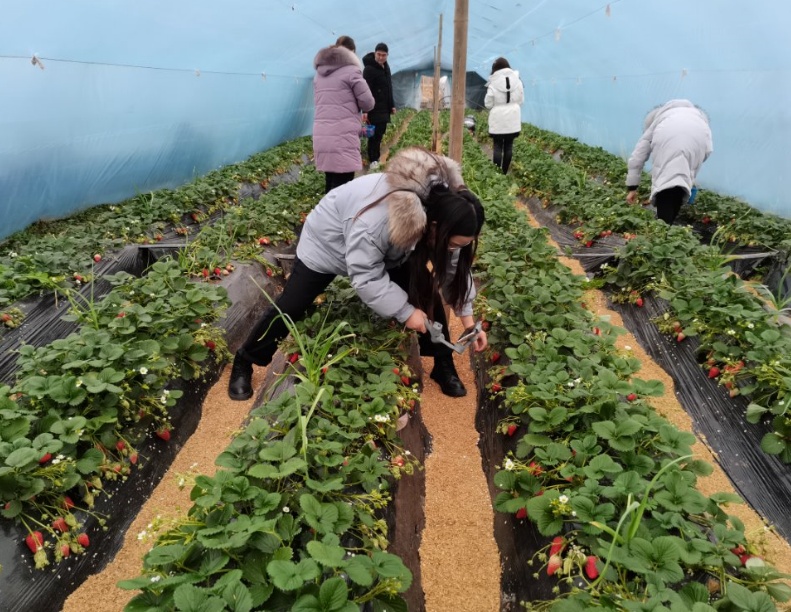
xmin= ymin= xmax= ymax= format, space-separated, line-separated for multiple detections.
xmin=313 ymin=46 xmax=374 ymax=173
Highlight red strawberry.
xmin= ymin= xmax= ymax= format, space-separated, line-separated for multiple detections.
xmin=391 ymin=455 xmax=405 ymax=467
xmin=547 ymin=554 xmax=562 ymax=576
xmin=392 ymin=367 xmax=400 ymax=375
xmin=730 ymin=544 xmax=746 ymax=555
xmin=213 ymin=267 xmax=222 ymax=277
xmin=739 ymin=554 xmax=752 ymax=566
xmin=401 ymin=375 xmax=411 ymax=386
xmin=61 ymin=543 xmax=71 ymax=558
xmin=202 ymin=268 xmax=209 ymax=278
xmin=506 ymin=424 xmax=517 ymax=436
xmin=321 ymin=366 xmax=329 ymax=374
xmin=515 ymin=507 xmax=528 ymax=520
xmin=116 ymin=311 xmax=126 ymax=318
xmin=93 ymin=254 xmax=102 ymax=262
xmin=492 ymin=383 xmax=502 ymax=393
xmin=626 ymin=393 xmax=637 ymax=402
xmin=205 ymin=340 xmax=216 ymax=351
xmin=129 ymin=453 xmax=138 ymax=465
xmin=585 ymin=555 xmax=599 ymax=579
xmin=77 ymin=533 xmax=90 ymax=548
xmin=155 ymin=429 xmax=171 ymax=442
xmin=116 ymin=440 xmax=126 ymax=452
xmin=25 ymin=531 xmax=44 ymax=553
xmin=635 ymin=297 xmax=644 ymax=307
xmin=258 ymin=237 xmax=270 ymax=246
xmin=288 ymin=352 xmax=299 ymax=364
xmin=39 ymin=452 xmax=52 ymax=464
xmin=549 ymin=537 xmax=565 ymax=556
xmin=676 ymin=332 xmax=686 ymax=342
xmin=52 ymin=517 xmax=69 ymax=533
xmin=62 ymin=496 xmax=75 ymax=510
xmin=266 ymin=268 xmax=273 ymax=277
xmin=702 ymin=216 xmax=711 ymax=224
xmin=481 ymin=320 xmax=491 ymax=331
xmin=593 ymin=327 xmax=600 ymax=335
xmin=585 ymin=240 xmax=593 ymax=248
xmin=491 ymin=351 xmax=501 ymax=363
xmin=708 ymin=366 xmax=720 ymax=379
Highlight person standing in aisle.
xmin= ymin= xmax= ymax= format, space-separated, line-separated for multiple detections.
xmin=362 ymin=42 xmax=396 ymax=170
xmin=313 ymin=36 xmax=375 ymax=193
xmin=626 ymin=99 xmax=713 ymax=224
xmin=227 ymin=147 xmax=487 ymax=402
xmin=484 ymin=57 xmax=524 ymax=175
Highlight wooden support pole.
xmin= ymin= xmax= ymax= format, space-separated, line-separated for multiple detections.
xmin=448 ymin=0 xmax=468 ymax=162
xmin=431 ymin=13 xmax=443 ymax=152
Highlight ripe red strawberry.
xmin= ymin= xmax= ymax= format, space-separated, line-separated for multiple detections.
xmin=116 ymin=311 xmax=126 ymax=318
xmin=77 ymin=533 xmax=90 ymax=548
xmin=116 ymin=440 xmax=126 ymax=452
xmin=155 ymin=429 xmax=171 ymax=442
xmin=52 ymin=517 xmax=69 ymax=533
xmin=491 ymin=351 xmax=501 ymax=363
xmin=321 ymin=366 xmax=329 ymax=374
xmin=492 ymin=382 xmax=502 ymax=393
xmin=258 ymin=237 xmax=270 ymax=246
xmin=93 ymin=254 xmax=102 ymax=262
xmin=129 ymin=452 xmax=138 ymax=465
xmin=39 ymin=452 xmax=52 ymax=464
xmin=549 ymin=537 xmax=565 ymax=556
xmin=547 ymin=554 xmax=562 ymax=576
xmin=481 ymin=320 xmax=491 ymax=331
xmin=730 ymin=544 xmax=746 ymax=555
xmin=708 ymin=366 xmax=720 ymax=379
xmin=288 ymin=352 xmax=299 ymax=364
xmin=593 ymin=327 xmax=600 ymax=336
xmin=202 ymin=268 xmax=209 ymax=278
xmin=62 ymin=496 xmax=75 ymax=510
xmin=213 ymin=267 xmax=222 ymax=277
xmin=401 ymin=375 xmax=411 ymax=386
xmin=635 ymin=297 xmax=644 ymax=307
xmin=266 ymin=268 xmax=273 ymax=277
xmin=702 ymin=216 xmax=711 ymax=224
xmin=506 ymin=424 xmax=517 ymax=436
xmin=61 ymin=543 xmax=71 ymax=558
xmin=205 ymin=340 xmax=216 ymax=351
xmin=626 ymin=393 xmax=637 ymax=402
xmin=676 ymin=332 xmax=686 ymax=342
xmin=585 ymin=240 xmax=593 ymax=248
xmin=585 ymin=555 xmax=599 ymax=579
xmin=739 ymin=554 xmax=752 ymax=566
xmin=515 ymin=507 xmax=528 ymax=520
xmin=392 ymin=367 xmax=400 ymax=375
xmin=25 ymin=531 xmax=44 ymax=553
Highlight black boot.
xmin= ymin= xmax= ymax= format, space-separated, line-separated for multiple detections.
xmin=430 ymin=355 xmax=467 ymax=397
xmin=228 ymin=354 xmax=254 ymax=401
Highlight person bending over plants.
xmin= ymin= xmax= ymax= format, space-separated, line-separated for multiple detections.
xmin=228 ymin=147 xmax=488 ymax=401
xmin=625 ymin=99 xmax=713 ymax=224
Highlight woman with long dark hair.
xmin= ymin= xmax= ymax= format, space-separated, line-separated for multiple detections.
xmin=228 ymin=147 xmax=487 ymax=401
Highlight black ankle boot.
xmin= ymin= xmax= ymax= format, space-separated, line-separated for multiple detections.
xmin=430 ymin=355 xmax=467 ymax=397
xmin=228 ymin=354 xmax=254 ymax=401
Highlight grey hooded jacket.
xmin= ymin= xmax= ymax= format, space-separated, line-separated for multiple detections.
xmin=296 ymin=148 xmax=476 ymax=323
xmin=626 ymin=99 xmax=713 ymax=199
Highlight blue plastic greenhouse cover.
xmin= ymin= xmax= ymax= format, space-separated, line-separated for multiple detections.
xmin=2 ymin=0 xmax=789 ymax=240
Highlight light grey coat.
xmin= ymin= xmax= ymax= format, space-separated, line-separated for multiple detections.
xmin=297 ymin=148 xmax=476 ymax=322
xmin=626 ymin=99 xmax=713 ymax=199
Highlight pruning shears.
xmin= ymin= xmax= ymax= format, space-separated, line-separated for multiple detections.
xmin=425 ymin=319 xmax=483 ymax=354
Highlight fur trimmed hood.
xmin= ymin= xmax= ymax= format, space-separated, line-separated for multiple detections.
xmin=314 ymin=46 xmax=362 ymax=75
xmin=382 ymin=148 xmax=466 ymax=249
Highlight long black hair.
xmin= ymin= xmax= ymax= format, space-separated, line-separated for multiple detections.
xmin=407 ymin=186 xmax=485 ymax=314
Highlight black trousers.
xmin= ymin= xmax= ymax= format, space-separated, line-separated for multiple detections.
xmin=324 ymin=172 xmax=355 ymax=194
xmin=491 ymin=132 xmax=519 ymax=174
xmin=654 ymin=186 xmax=687 ymax=225
xmin=367 ymin=123 xmax=388 ymax=164
xmin=237 ymin=258 xmax=452 ymax=366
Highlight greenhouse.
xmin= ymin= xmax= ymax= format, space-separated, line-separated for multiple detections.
xmin=2 ymin=1 xmax=791 ymax=611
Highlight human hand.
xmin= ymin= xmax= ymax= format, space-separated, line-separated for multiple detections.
xmin=472 ymin=330 xmax=488 ymax=352
xmin=404 ymin=308 xmax=428 ymax=333
xmin=626 ymin=191 xmax=638 ymax=205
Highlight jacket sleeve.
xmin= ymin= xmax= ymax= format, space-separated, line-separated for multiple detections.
xmin=387 ymin=65 xmax=395 ymax=109
xmin=351 ymin=70 xmax=375 ymax=113
xmin=484 ymin=85 xmax=495 ymax=110
xmin=513 ymin=79 xmax=525 ymax=106
xmin=626 ymin=130 xmax=653 ymax=187
xmin=345 ymin=221 xmax=414 ymax=322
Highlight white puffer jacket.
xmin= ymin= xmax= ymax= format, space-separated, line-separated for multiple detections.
xmin=484 ymin=68 xmax=524 ymax=135
xmin=626 ymin=99 xmax=713 ymax=199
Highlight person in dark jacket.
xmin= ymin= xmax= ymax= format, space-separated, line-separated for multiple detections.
xmin=227 ymin=147 xmax=487 ymax=402
xmin=362 ymin=42 xmax=396 ymax=170
xmin=313 ymin=36 xmax=375 ymax=193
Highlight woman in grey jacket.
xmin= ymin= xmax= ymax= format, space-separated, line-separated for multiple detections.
xmin=228 ymin=147 xmax=488 ymax=401
xmin=626 ymin=99 xmax=713 ymax=224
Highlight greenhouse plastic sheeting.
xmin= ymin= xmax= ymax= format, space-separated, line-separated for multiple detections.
xmin=2 ymin=0 xmax=790 ymax=240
